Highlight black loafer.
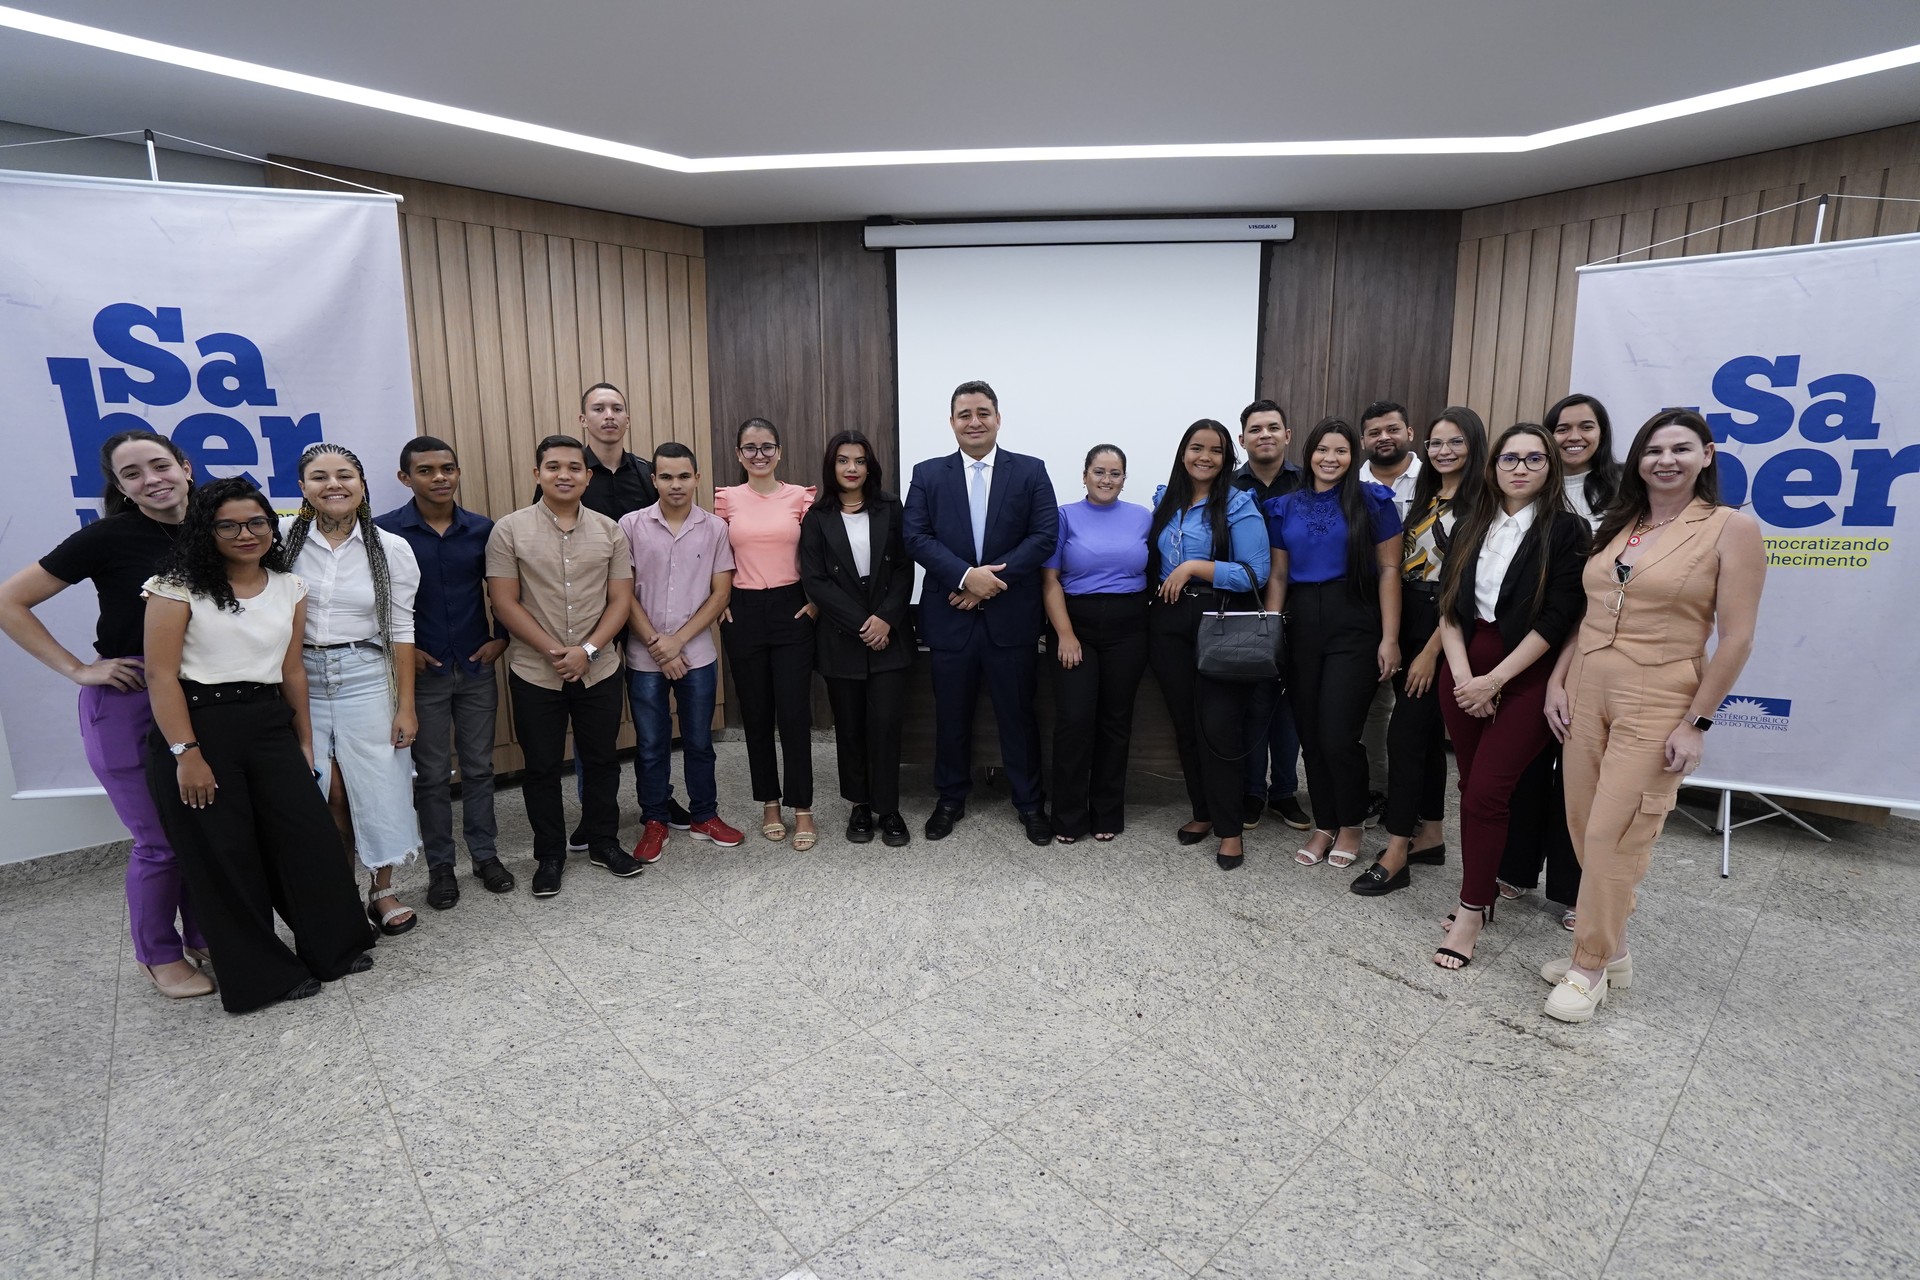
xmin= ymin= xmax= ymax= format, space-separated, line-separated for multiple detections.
xmin=1176 ymin=824 xmax=1209 ymax=846
xmin=1349 ymin=859 xmax=1411 ymax=896
xmin=1019 ymin=810 xmax=1052 ymax=847
xmin=879 ymin=812 xmax=910 ymax=847
xmin=1408 ymin=844 xmax=1447 ymax=866
xmin=472 ymin=858 xmax=516 ymax=893
xmin=925 ymin=803 xmax=965 ymax=841
xmin=847 ymin=804 xmax=877 ymax=843
xmin=426 ymin=864 xmax=459 ymax=910
xmin=531 ymin=857 xmax=565 ymax=898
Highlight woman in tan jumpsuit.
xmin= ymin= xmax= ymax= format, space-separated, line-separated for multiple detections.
xmin=1539 ymin=409 xmax=1766 ymax=1024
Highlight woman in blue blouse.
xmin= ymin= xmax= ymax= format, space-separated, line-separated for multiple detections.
xmin=1044 ymin=445 xmax=1154 ymax=843
xmin=1263 ymin=417 xmax=1403 ymax=868
xmin=1146 ymin=420 xmax=1272 ymax=870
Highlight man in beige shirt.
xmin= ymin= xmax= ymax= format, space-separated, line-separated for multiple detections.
xmin=486 ymin=434 xmax=637 ymax=897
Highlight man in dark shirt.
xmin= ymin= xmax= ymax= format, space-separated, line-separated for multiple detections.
xmin=533 ymin=382 xmax=660 ymax=520
xmin=1232 ymin=399 xmax=1311 ymax=832
xmin=377 ymin=436 xmax=514 ymax=908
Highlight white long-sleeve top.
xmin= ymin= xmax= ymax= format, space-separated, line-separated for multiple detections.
xmin=284 ymin=518 xmax=420 ymax=645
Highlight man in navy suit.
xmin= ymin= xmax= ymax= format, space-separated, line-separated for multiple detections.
xmin=903 ymin=380 xmax=1059 ymax=845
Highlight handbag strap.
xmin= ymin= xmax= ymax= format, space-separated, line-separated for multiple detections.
xmin=1214 ymin=560 xmax=1260 ymax=616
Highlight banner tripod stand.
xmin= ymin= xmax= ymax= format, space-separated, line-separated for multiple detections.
xmin=1675 ymin=787 xmax=1830 ymax=879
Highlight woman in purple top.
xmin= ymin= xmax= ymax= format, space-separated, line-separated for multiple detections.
xmin=1262 ymin=417 xmax=1403 ymax=870
xmin=1042 ymin=445 xmax=1154 ymax=842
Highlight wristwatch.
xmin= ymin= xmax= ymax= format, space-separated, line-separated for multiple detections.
xmin=1684 ymin=714 xmax=1714 ymax=732
xmin=168 ymin=740 xmax=200 ymax=757
xmin=581 ymin=641 xmax=599 ymax=660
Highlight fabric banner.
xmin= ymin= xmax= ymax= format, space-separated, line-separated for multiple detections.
xmin=0 ymin=170 xmax=415 ymax=795
xmin=1570 ymin=233 xmax=1920 ymax=809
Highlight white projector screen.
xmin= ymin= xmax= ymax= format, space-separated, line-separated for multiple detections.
xmin=893 ymin=243 xmax=1263 ymax=550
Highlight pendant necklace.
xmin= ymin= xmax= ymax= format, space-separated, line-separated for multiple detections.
xmin=1625 ymin=512 xmax=1679 ymax=548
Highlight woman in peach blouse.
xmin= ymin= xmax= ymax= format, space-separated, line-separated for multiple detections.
xmin=716 ymin=418 xmax=820 ymax=849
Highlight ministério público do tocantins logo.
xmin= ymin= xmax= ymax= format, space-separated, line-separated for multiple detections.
xmin=1717 ymin=696 xmax=1791 ymax=733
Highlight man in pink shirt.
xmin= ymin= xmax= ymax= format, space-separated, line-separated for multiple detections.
xmin=618 ymin=442 xmax=742 ymax=864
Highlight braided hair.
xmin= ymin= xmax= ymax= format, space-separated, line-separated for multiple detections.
xmin=283 ymin=443 xmax=399 ymax=708
xmin=153 ymin=478 xmax=291 ymax=612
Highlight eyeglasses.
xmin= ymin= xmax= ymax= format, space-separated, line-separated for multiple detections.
xmin=1426 ymin=439 xmax=1465 ymax=455
xmin=1496 ymin=452 xmax=1550 ymax=472
xmin=213 ymin=517 xmax=274 ymax=540
xmin=738 ymin=444 xmax=778 ymax=458
xmin=1087 ymin=468 xmax=1126 ymax=481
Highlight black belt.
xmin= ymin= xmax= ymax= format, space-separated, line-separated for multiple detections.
xmin=1404 ymin=580 xmax=1443 ymax=598
xmin=304 ymin=639 xmax=382 ymax=651
xmin=179 ymin=680 xmax=281 ymax=705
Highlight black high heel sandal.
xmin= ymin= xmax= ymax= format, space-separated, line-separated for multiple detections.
xmin=1433 ymin=900 xmax=1494 ymax=970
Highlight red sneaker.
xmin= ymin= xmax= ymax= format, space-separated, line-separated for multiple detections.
xmin=633 ymin=821 xmax=669 ymax=865
xmin=687 ymin=815 xmax=743 ymax=847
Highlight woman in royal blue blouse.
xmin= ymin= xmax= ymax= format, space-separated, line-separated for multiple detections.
xmin=1146 ymin=420 xmax=1272 ymax=870
xmin=1263 ymin=417 xmax=1403 ymax=869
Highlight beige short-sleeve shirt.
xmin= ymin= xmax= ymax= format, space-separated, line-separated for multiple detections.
xmin=486 ymin=502 xmax=632 ymax=690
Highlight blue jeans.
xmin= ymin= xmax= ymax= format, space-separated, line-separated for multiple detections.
xmin=1243 ymin=677 xmax=1301 ymax=801
xmin=628 ymin=662 xmax=718 ymax=824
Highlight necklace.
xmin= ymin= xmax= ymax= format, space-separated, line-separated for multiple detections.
xmin=1625 ymin=512 xmax=1679 ymax=548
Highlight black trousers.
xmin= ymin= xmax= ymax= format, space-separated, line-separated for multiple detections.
xmin=509 ymin=671 xmax=623 ymax=860
xmin=930 ymin=616 xmax=1043 ymax=812
xmin=722 ymin=584 xmax=814 ymax=809
xmin=143 ymin=686 xmax=373 ymax=1014
xmin=1050 ymin=591 xmax=1151 ymax=838
xmin=1385 ymin=585 xmax=1449 ymax=839
xmin=1148 ymin=592 xmax=1251 ymax=839
xmin=1286 ymin=581 xmax=1383 ymax=832
xmin=826 ymin=668 xmax=907 ymax=815
xmin=1500 ymin=743 xmax=1583 ymax=906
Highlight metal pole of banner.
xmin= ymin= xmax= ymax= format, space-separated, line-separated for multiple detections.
xmin=1811 ymin=194 xmax=1829 ymax=244
xmin=1720 ymin=789 xmax=1732 ymax=879
xmin=143 ymin=128 xmax=158 ymax=181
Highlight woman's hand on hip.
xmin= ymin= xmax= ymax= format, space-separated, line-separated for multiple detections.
xmin=75 ymin=656 xmax=145 ymax=691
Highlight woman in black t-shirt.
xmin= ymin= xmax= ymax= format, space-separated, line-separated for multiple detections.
xmin=0 ymin=430 xmax=214 ymax=999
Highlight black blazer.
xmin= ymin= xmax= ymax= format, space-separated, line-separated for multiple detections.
xmin=800 ymin=494 xmax=915 ymax=679
xmin=1449 ymin=508 xmax=1590 ymax=652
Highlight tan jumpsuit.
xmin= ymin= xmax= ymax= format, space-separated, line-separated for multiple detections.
xmin=1563 ymin=500 xmax=1734 ymax=971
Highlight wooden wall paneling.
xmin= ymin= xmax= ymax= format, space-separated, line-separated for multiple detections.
xmin=1487 ymin=232 xmax=1533 ymax=429
xmin=490 ymin=230 xmax=537 ymax=512
xmin=1513 ymin=225 xmax=1560 ymax=421
xmin=1683 ymin=197 xmax=1725 ymax=256
xmin=1585 ymin=214 xmax=1623 ymax=267
xmin=1753 ymin=185 xmax=1804 ymax=248
xmin=643 ymin=252 xmax=676 ymax=456
xmin=433 ymin=222 xmax=484 ymax=491
xmin=1834 ymin=168 xmax=1888 ymax=241
xmin=666 ymin=254 xmax=698 ymax=473
xmin=1545 ymin=221 xmax=1590 ymax=402
xmin=520 ymin=235 xmax=560 ymax=441
xmin=545 ymin=238 xmax=582 ymax=435
xmin=596 ymin=243 xmax=628 ymax=399
xmin=1324 ymin=211 xmax=1460 ymax=425
xmin=1465 ymin=237 xmax=1504 ymax=416
xmin=404 ymin=215 xmax=455 ymax=442
xmin=1879 ymin=164 xmax=1920 ymax=236
xmin=1255 ymin=212 xmax=1337 ymax=434
xmin=1648 ymin=203 xmax=1691 ymax=260
xmin=1617 ymin=209 xmax=1656 ymax=263
xmin=619 ymin=247 xmax=656 ymax=451
xmin=1792 ymin=171 xmax=1843 ymax=244
xmin=817 ymin=222 xmax=897 ymax=455
xmin=688 ymin=256 xmax=714 ymax=483
xmin=1717 ymin=191 xmax=1762 ymax=253
xmin=571 ymin=240 xmax=604 ymax=393
xmin=1445 ymin=239 xmax=1479 ymax=405
xmin=395 ymin=222 xmax=427 ymax=434
xmin=461 ymin=223 xmax=510 ymax=519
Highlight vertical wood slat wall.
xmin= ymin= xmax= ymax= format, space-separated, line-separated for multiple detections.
xmin=1448 ymin=121 xmax=1920 ymax=429
xmin=266 ymin=160 xmax=710 ymax=773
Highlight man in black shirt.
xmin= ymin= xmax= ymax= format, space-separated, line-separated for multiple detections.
xmin=1232 ymin=399 xmax=1311 ymax=832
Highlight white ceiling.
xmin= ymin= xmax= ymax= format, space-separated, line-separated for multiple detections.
xmin=2 ymin=1 xmax=1917 ymax=225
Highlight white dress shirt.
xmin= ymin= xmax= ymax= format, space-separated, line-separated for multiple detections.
xmin=284 ymin=517 xmax=421 ymax=645
xmin=956 ymin=446 xmax=998 ymax=590
xmin=1474 ymin=503 xmax=1537 ymax=621
xmin=1362 ymin=453 xmax=1423 ymax=521
xmin=841 ymin=509 xmax=873 ymax=577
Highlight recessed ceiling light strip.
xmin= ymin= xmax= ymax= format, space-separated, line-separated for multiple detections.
xmin=0 ymin=5 xmax=1915 ymax=174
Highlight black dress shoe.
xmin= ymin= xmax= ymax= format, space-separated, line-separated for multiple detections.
xmin=925 ymin=803 xmax=965 ymax=840
xmin=426 ymin=864 xmax=459 ymax=911
xmin=531 ymin=857 xmax=565 ymax=898
xmin=1408 ymin=844 xmax=1447 ymax=866
xmin=1216 ymin=850 xmax=1245 ymax=871
xmin=472 ymin=858 xmax=516 ymax=893
xmin=847 ymin=804 xmax=877 ymax=843
xmin=1240 ymin=795 xmax=1264 ymax=829
xmin=1176 ymin=824 xmax=1210 ymax=846
xmin=1019 ymin=810 xmax=1052 ymax=847
xmin=1269 ymin=795 xmax=1312 ymax=830
xmin=879 ymin=812 xmax=910 ymax=847
xmin=590 ymin=845 xmax=644 ymax=878
xmin=1349 ymin=859 xmax=1411 ymax=896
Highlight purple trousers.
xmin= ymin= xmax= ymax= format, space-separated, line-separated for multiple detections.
xmin=77 ymin=682 xmax=205 ymax=965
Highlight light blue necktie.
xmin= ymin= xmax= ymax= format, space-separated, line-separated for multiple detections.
xmin=969 ymin=459 xmax=988 ymax=562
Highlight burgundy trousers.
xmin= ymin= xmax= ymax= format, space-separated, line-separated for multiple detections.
xmin=1438 ymin=621 xmax=1554 ymax=910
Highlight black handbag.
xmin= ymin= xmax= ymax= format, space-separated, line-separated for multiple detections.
xmin=1194 ymin=562 xmax=1285 ymax=682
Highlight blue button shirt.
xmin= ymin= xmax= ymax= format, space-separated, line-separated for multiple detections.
xmin=1150 ymin=486 xmax=1270 ymax=593
xmin=374 ymin=501 xmax=504 ymax=676
xmin=1262 ymin=483 xmax=1403 ymax=584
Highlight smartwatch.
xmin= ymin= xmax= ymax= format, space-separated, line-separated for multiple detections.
xmin=1684 ymin=714 xmax=1713 ymax=732
xmin=168 ymin=740 xmax=200 ymax=757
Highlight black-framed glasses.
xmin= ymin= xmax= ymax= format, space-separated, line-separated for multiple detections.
xmin=212 ymin=516 xmax=274 ymax=540
xmin=738 ymin=443 xmax=778 ymax=458
xmin=1496 ymin=452 xmax=1550 ymax=472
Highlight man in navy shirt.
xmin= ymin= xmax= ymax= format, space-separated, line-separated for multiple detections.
xmin=377 ymin=436 xmax=514 ymax=908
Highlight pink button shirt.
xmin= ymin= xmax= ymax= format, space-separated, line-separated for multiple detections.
xmin=618 ymin=503 xmax=735 ymax=672
xmin=714 ymin=483 xmax=814 ymax=590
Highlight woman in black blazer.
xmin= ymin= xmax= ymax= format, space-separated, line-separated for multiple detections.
xmin=1430 ymin=423 xmax=1590 ymax=971
xmin=800 ymin=430 xmax=915 ymax=847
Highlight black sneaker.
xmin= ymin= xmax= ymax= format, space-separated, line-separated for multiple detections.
xmin=1240 ymin=794 xmax=1264 ymax=830
xmin=426 ymin=864 xmax=459 ymax=910
xmin=472 ymin=858 xmax=516 ymax=893
xmin=1362 ymin=790 xmax=1388 ymax=829
xmin=666 ymin=797 xmax=692 ymax=830
xmin=566 ymin=828 xmax=589 ymax=853
xmin=1269 ymin=794 xmax=1312 ymax=831
xmin=531 ymin=857 xmax=565 ymax=898
xmin=589 ymin=845 xmax=643 ymax=878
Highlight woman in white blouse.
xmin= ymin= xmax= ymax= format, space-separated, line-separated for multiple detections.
xmin=143 ymin=478 xmax=375 ymax=1012
xmin=283 ymin=444 xmax=424 ymax=935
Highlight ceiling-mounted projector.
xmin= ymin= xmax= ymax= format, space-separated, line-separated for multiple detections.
xmin=863 ymin=217 xmax=1295 ymax=250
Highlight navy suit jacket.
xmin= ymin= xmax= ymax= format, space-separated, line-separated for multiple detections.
xmin=903 ymin=449 xmax=1059 ymax=650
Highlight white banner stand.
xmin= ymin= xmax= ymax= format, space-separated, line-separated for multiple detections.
xmin=1677 ymin=782 xmax=1832 ymax=879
